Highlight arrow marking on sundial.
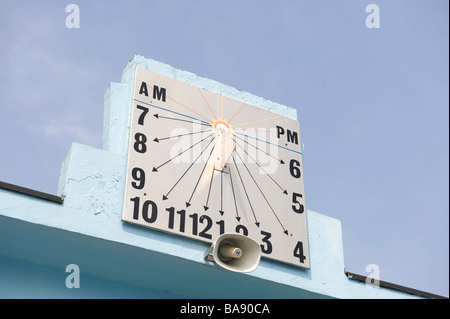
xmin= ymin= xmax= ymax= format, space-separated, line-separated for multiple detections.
xmin=234 ymin=134 xmax=285 ymax=165
xmin=228 ymin=166 xmax=241 ymax=222
xmin=234 ymin=138 xmax=288 ymax=195
xmin=162 ymin=137 xmax=215 ymax=200
xmin=219 ymin=170 xmax=224 ymax=216
xmin=186 ymin=146 xmax=215 ymax=208
xmin=153 ymin=129 xmax=211 ymax=143
xmin=153 ymin=113 xmax=211 ymax=127
xmin=203 ymin=166 xmax=216 ymax=211
xmin=234 ymin=148 xmax=289 ymax=235
xmin=232 ymin=155 xmax=259 ymax=227
xmin=153 ymin=133 xmax=214 ymax=172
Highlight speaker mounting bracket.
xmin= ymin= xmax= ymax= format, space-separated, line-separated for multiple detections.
xmin=204 ymin=245 xmax=215 ymax=262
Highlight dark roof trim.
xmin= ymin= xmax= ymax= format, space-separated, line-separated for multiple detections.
xmin=345 ymin=269 xmax=447 ymax=299
xmin=0 ymin=181 xmax=64 ymax=204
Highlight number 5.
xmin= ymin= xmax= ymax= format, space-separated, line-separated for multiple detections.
xmin=292 ymin=192 xmax=304 ymax=214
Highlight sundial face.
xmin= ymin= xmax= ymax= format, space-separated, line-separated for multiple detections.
xmin=122 ymin=67 xmax=310 ymax=269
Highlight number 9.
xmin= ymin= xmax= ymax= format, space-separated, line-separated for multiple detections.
xmin=131 ymin=167 xmax=145 ymax=189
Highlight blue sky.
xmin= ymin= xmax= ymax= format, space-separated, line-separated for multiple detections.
xmin=0 ymin=1 xmax=448 ymax=297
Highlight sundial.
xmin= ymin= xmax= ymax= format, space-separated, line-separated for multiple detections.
xmin=122 ymin=67 xmax=309 ymax=269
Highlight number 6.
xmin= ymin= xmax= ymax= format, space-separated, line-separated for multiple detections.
xmin=289 ymin=159 xmax=301 ymax=178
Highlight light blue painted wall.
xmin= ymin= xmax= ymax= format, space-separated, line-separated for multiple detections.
xmin=0 ymin=255 xmax=178 ymax=299
xmin=0 ymin=55 xmax=423 ymax=299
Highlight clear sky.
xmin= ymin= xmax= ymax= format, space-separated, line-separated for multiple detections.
xmin=0 ymin=1 xmax=448 ymax=297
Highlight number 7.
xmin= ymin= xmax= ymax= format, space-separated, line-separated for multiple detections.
xmin=136 ymin=105 xmax=149 ymax=125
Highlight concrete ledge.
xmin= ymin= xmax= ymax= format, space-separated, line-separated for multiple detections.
xmin=0 ymin=214 xmax=328 ymax=298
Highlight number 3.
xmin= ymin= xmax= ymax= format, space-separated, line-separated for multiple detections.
xmin=260 ymin=231 xmax=273 ymax=254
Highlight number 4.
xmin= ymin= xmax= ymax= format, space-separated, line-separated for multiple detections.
xmin=293 ymin=241 xmax=306 ymax=264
